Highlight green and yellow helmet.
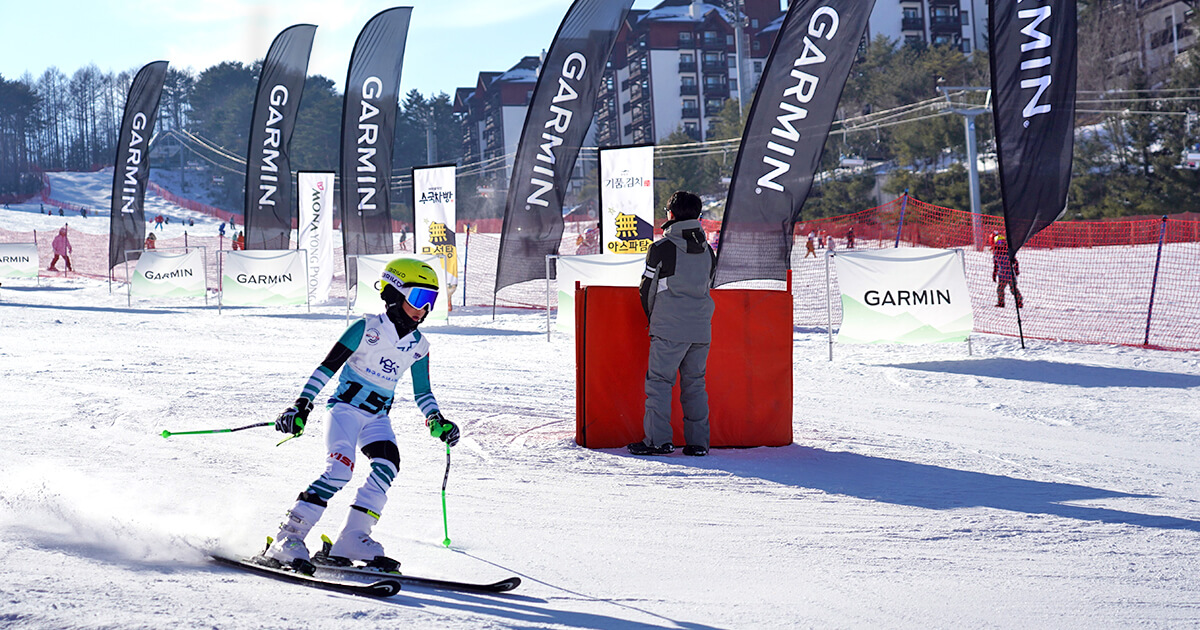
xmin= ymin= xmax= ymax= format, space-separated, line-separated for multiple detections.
xmin=380 ymin=258 xmax=440 ymax=311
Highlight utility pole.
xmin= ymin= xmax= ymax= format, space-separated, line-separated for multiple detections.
xmin=733 ymin=0 xmax=746 ymax=117
xmin=938 ymin=86 xmax=991 ymax=250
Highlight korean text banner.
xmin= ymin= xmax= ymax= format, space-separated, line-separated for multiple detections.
xmin=555 ymin=254 xmax=642 ymax=331
xmin=413 ymin=165 xmax=459 ymax=292
xmin=714 ymin=0 xmax=876 ymax=286
xmin=221 ymin=250 xmax=307 ymax=306
xmin=989 ymin=0 xmax=1077 ymax=254
xmin=298 ymin=171 xmax=335 ymax=303
xmin=132 ymin=250 xmax=206 ymax=298
xmin=599 ymin=146 xmax=654 ymax=256
xmin=832 ymin=248 xmax=974 ymax=344
xmin=339 ymin=8 xmax=412 ymax=263
xmin=352 ymin=254 xmax=448 ymax=321
xmin=494 ymin=0 xmax=635 ymax=293
xmin=245 ymin=24 xmax=317 ymax=250
xmin=0 ymin=243 xmax=38 ymax=279
xmin=108 ymin=60 xmax=168 ymax=270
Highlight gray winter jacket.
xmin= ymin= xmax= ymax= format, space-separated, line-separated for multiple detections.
xmin=639 ymin=218 xmax=716 ymax=343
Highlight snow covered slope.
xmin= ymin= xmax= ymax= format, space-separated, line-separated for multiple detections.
xmin=1 ymin=274 xmax=1198 ymax=628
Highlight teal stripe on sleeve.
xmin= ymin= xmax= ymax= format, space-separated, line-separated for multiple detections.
xmin=337 ymin=319 xmax=367 ymax=352
xmin=411 ymin=355 xmax=439 ymax=415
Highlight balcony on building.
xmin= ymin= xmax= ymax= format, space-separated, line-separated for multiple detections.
xmin=705 ymin=103 xmax=723 ymax=116
xmin=679 ymin=60 xmax=697 ymax=72
xmin=683 ymin=126 xmax=701 ymax=141
xmin=680 ymin=84 xmax=699 ymax=96
xmin=701 ymin=37 xmax=725 ymax=49
xmin=901 ymin=16 xmax=924 ymax=31
xmin=701 ymin=60 xmax=726 ymax=73
xmin=682 ymin=106 xmax=701 ymax=119
xmin=704 ymin=83 xmax=729 ymax=97
xmin=929 ymin=15 xmax=960 ymax=31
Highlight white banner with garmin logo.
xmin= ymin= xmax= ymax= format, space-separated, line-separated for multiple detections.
xmin=414 ymin=165 xmax=458 ymax=295
xmin=832 ymin=248 xmax=973 ymax=344
xmin=351 ymin=254 xmax=448 ymax=321
xmin=222 ymin=250 xmax=307 ymax=306
xmin=0 ymin=242 xmax=38 ymax=279
xmin=132 ymin=250 xmax=206 ymax=298
xmin=599 ymin=145 xmax=655 ymax=256
xmin=555 ymin=254 xmax=643 ymax=331
xmin=298 ymin=171 xmax=334 ymax=303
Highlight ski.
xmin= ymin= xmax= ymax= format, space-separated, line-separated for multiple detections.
xmin=211 ymin=554 xmax=402 ymax=599
xmin=312 ymin=536 xmax=520 ymax=594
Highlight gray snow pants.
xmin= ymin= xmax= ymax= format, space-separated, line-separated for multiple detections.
xmin=642 ymin=336 xmax=710 ymax=449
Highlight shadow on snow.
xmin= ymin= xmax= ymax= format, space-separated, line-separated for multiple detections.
xmin=886 ymin=357 xmax=1200 ymax=388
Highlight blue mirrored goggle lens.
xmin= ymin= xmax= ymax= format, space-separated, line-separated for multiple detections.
xmin=401 ymin=286 xmax=438 ymax=310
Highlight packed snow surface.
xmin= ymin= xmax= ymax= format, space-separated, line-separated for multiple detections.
xmin=2 ymin=273 xmax=1199 ymax=629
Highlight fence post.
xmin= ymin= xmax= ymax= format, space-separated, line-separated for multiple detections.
xmin=1143 ymin=215 xmax=1169 ymax=347
xmin=893 ymin=190 xmax=909 ymax=248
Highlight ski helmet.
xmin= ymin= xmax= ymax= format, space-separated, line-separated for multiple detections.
xmin=380 ymin=258 xmax=439 ymax=310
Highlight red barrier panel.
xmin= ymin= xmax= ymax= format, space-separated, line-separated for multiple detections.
xmin=575 ymin=286 xmax=793 ymax=449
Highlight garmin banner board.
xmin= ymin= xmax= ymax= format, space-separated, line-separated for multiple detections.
xmin=339 ymin=7 xmax=412 ymax=270
xmin=108 ymin=60 xmax=169 ymax=270
xmin=413 ymin=164 xmax=459 ymax=296
xmin=598 ymin=145 xmax=654 ymax=256
xmin=351 ymin=253 xmax=448 ymax=321
xmin=298 ymin=171 xmax=335 ymax=303
xmin=245 ymin=24 xmax=317 ymax=250
xmin=132 ymin=250 xmax=207 ymax=298
xmin=493 ymin=0 xmax=635 ymax=294
xmin=0 ymin=243 xmax=38 ymax=279
xmin=832 ymin=248 xmax=973 ymax=344
xmin=989 ymin=0 xmax=1077 ymax=254
xmin=221 ymin=250 xmax=307 ymax=306
xmin=713 ymin=0 xmax=875 ymax=286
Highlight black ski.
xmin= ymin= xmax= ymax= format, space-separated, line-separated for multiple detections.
xmin=312 ymin=537 xmax=520 ymax=593
xmin=211 ymin=554 xmax=402 ymax=598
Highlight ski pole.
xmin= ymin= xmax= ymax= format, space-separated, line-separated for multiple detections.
xmin=441 ymin=442 xmax=451 ymax=547
xmin=160 ymin=422 xmax=272 ymax=438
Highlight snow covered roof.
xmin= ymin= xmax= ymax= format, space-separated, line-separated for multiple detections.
xmin=636 ymin=1 xmax=735 ymax=25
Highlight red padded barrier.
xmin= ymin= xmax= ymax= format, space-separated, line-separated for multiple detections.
xmin=575 ymin=286 xmax=793 ymax=449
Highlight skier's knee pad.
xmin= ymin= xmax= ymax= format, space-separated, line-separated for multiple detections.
xmin=362 ymin=440 xmax=400 ymax=470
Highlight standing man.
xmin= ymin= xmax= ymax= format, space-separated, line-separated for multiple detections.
xmin=629 ymin=191 xmax=715 ymax=457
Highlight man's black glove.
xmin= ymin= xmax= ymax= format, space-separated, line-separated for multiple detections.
xmin=275 ymin=397 xmax=313 ymax=435
xmin=426 ymin=411 xmax=460 ymax=447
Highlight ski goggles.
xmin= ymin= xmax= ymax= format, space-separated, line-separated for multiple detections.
xmin=399 ymin=285 xmax=438 ymax=311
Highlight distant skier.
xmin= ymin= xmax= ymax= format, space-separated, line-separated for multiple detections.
xmin=144 ymin=233 xmax=156 ymax=250
xmin=49 ymin=226 xmax=73 ymax=272
xmin=263 ymin=258 xmax=459 ymax=571
xmin=805 ymin=232 xmax=816 ymax=258
xmin=992 ymin=233 xmax=1023 ymax=308
xmin=846 ymin=227 xmax=856 ymax=249
xmin=154 ymin=214 xmax=164 ymax=231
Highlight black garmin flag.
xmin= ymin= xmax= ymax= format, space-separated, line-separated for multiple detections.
xmin=493 ymin=0 xmax=634 ymax=293
xmin=990 ymin=0 xmax=1077 ymax=254
xmin=245 ymin=24 xmax=317 ymax=250
xmin=713 ymin=0 xmax=875 ymax=286
xmin=108 ymin=60 xmax=169 ymax=270
xmin=339 ymin=7 xmax=411 ymax=261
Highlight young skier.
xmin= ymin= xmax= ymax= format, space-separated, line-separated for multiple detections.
xmin=262 ymin=258 xmax=460 ymax=571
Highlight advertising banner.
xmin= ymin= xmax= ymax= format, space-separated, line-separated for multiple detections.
xmin=598 ymin=145 xmax=654 ymax=256
xmin=832 ymin=248 xmax=973 ymax=344
xmin=713 ymin=0 xmax=876 ymax=286
xmin=494 ymin=0 xmax=636 ymax=293
xmin=351 ymin=254 xmax=448 ymax=321
xmin=990 ymin=0 xmax=1077 ymax=254
xmin=221 ymin=250 xmax=307 ymax=306
xmin=555 ymin=254 xmax=643 ymax=331
xmin=298 ymin=171 xmax=334 ymax=303
xmin=132 ymin=250 xmax=206 ymax=298
xmin=413 ymin=165 xmax=459 ymax=300
xmin=245 ymin=24 xmax=317 ymax=250
xmin=339 ymin=8 xmax=412 ymax=266
xmin=108 ymin=60 xmax=169 ymax=270
xmin=0 ymin=243 xmax=38 ymax=279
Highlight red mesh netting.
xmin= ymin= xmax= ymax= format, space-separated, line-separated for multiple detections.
xmin=792 ymin=196 xmax=1200 ymax=351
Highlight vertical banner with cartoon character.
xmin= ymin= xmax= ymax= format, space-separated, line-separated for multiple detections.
xmin=298 ymin=171 xmax=334 ymax=303
xmin=413 ymin=164 xmax=458 ymax=306
xmin=351 ymin=253 xmax=449 ymax=322
xmin=598 ymin=145 xmax=655 ymax=256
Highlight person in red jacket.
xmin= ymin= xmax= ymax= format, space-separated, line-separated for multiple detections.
xmin=992 ymin=234 xmax=1023 ymax=308
xmin=49 ymin=226 xmax=73 ymax=271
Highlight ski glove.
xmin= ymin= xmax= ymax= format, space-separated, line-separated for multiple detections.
xmin=426 ymin=411 xmax=460 ymax=447
xmin=276 ymin=397 xmax=313 ymax=435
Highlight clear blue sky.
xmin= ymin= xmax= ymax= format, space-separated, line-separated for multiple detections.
xmin=0 ymin=0 xmax=661 ymax=96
